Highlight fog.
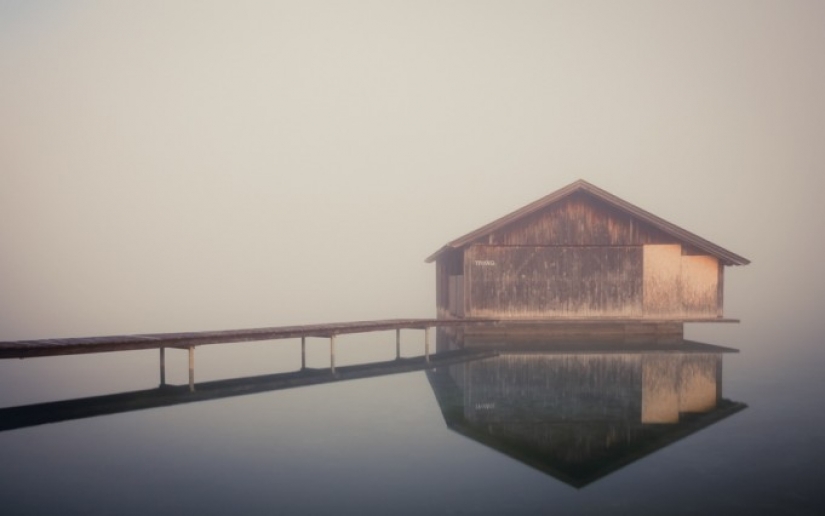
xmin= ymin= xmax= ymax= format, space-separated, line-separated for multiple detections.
xmin=2 ymin=1 xmax=824 ymax=349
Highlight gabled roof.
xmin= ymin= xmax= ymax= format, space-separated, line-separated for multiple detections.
xmin=425 ymin=179 xmax=750 ymax=266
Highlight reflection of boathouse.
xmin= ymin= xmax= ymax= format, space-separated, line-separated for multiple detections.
xmin=426 ymin=180 xmax=749 ymax=324
xmin=428 ymin=332 xmax=746 ymax=487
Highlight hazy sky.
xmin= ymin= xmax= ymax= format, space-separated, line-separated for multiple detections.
xmin=2 ymin=1 xmax=824 ymax=340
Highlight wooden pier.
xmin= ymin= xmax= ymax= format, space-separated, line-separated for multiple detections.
xmin=0 ymin=319 xmax=487 ymax=393
xmin=0 ymin=319 xmax=468 ymax=359
xmin=0 ymin=317 xmax=730 ymax=395
xmin=0 ymin=316 xmax=733 ymax=360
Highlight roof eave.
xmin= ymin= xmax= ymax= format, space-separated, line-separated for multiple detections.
xmin=424 ymin=179 xmax=750 ymax=266
xmin=424 ymin=246 xmax=449 ymax=263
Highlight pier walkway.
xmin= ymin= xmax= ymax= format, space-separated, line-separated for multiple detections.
xmin=0 ymin=318 xmax=488 ymax=392
xmin=0 ymin=317 xmax=726 ymax=393
xmin=0 ymin=319 xmax=471 ymax=359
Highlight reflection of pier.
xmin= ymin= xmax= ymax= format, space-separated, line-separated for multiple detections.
xmin=0 ymin=318 xmax=703 ymax=393
xmin=0 ymin=348 xmax=496 ymax=433
xmin=428 ymin=329 xmax=747 ymax=488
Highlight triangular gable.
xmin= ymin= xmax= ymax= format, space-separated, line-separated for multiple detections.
xmin=425 ymin=179 xmax=750 ymax=266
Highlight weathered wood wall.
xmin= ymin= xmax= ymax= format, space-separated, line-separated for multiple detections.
xmin=643 ymin=244 xmax=683 ymax=316
xmin=681 ymin=255 xmax=720 ymax=318
xmin=448 ymin=275 xmax=465 ymax=317
xmin=642 ymin=245 xmax=720 ymax=318
xmin=484 ymin=193 xmax=677 ymax=246
xmin=435 ymin=249 xmax=463 ymax=318
xmin=465 ymin=246 xmax=643 ymax=318
xmin=437 ymin=193 xmax=724 ymax=319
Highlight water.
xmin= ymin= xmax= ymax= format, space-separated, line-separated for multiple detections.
xmin=1 ymin=322 xmax=824 ymax=515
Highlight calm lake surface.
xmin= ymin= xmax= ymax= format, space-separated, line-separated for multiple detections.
xmin=1 ymin=318 xmax=824 ymax=515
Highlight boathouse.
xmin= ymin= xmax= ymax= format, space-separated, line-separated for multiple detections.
xmin=426 ymin=180 xmax=749 ymax=321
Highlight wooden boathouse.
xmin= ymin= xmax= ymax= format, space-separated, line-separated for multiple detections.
xmin=427 ymin=180 xmax=749 ymax=323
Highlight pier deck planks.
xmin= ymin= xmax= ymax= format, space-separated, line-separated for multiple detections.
xmin=0 ymin=319 xmax=467 ymax=359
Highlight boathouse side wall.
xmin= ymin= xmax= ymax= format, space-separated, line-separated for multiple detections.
xmin=436 ymin=193 xmax=725 ymax=320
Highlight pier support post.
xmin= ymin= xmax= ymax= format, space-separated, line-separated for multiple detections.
xmin=330 ymin=335 xmax=336 ymax=374
xmin=424 ymin=327 xmax=430 ymax=363
xmin=188 ymin=346 xmax=195 ymax=392
xmin=301 ymin=336 xmax=306 ymax=370
xmin=396 ymin=329 xmax=401 ymax=360
xmin=159 ymin=347 xmax=166 ymax=386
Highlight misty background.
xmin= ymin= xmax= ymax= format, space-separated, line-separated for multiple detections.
xmin=1 ymin=0 xmax=824 ymax=357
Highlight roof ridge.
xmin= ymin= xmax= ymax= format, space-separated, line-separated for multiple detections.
xmin=425 ymin=179 xmax=750 ymax=265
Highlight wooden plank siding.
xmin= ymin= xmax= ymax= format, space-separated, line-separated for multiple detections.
xmin=448 ymin=275 xmax=465 ymax=317
xmin=435 ymin=249 xmax=463 ymax=318
xmin=438 ymin=194 xmax=729 ymax=320
xmin=680 ymin=255 xmax=720 ymax=318
xmin=430 ymin=181 xmax=749 ymax=322
xmin=642 ymin=245 xmax=720 ymax=319
xmin=642 ymin=244 xmax=683 ymax=316
xmin=483 ymin=193 xmax=678 ymax=247
xmin=427 ymin=181 xmax=750 ymax=267
xmin=465 ymin=246 xmax=643 ymax=318
xmin=460 ymin=195 xmax=659 ymax=319
xmin=717 ymin=261 xmax=725 ymax=317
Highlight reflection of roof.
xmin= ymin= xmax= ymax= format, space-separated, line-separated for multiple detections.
xmin=425 ymin=179 xmax=750 ymax=266
xmin=426 ymin=346 xmax=747 ymax=488
xmin=433 ymin=386 xmax=745 ymax=487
